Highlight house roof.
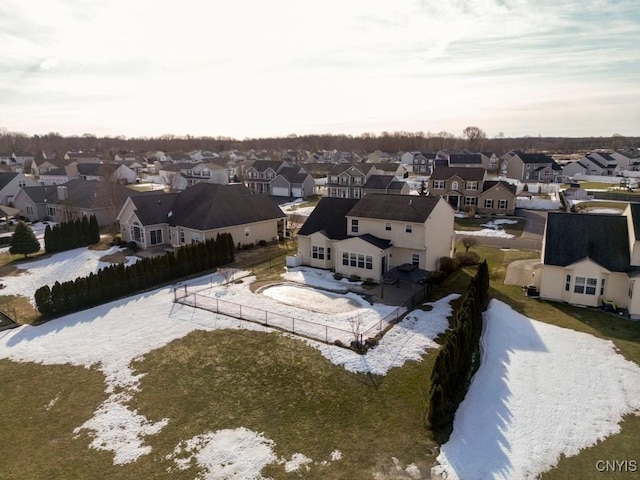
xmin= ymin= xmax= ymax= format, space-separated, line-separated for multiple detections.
xmin=0 ymin=172 xmax=18 ymax=190
xmin=482 ymin=180 xmax=517 ymax=194
xmin=430 ymin=166 xmax=486 ymax=181
xmin=517 ymin=153 xmax=555 ymax=164
xmin=543 ymin=212 xmax=630 ymax=272
xmin=130 ymin=192 xmax=179 ymax=225
xmin=168 ymin=183 xmax=285 ymax=231
xmin=363 ymin=175 xmax=395 ymax=190
xmin=347 ymin=194 xmax=441 ymax=223
xmin=248 ymin=160 xmax=285 ymax=172
xmin=276 ymin=167 xmax=309 ymax=184
xmin=298 ymin=197 xmax=359 ymax=239
xmin=629 ymin=203 xmax=640 ymax=239
xmin=449 ymin=153 xmax=483 ymax=165
xmin=358 ymin=233 xmax=392 ymax=250
xmin=373 ymin=162 xmax=402 ymax=172
xmin=328 ymin=164 xmax=375 ymax=175
xmin=77 ymin=163 xmax=103 ymax=176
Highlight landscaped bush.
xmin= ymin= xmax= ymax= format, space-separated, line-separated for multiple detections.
xmin=439 ymin=256 xmax=459 ymax=276
xmin=455 ymin=251 xmax=480 ymax=266
xmin=44 ymin=215 xmax=100 ymax=254
xmin=258 ymin=239 xmax=267 ymax=247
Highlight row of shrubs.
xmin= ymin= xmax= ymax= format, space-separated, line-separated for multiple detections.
xmin=426 ymin=260 xmax=490 ymax=441
xmin=44 ymin=216 xmax=100 ymax=254
xmin=34 ymin=232 xmax=235 ymax=318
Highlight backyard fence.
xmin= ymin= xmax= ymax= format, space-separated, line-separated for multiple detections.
xmin=173 ymin=278 xmax=406 ymax=351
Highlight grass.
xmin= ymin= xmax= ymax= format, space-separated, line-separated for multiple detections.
xmin=0 ymin=243 xmax=638 ymax=478
xmin=572 ymin=200 xmax=628 ymax=212
xmin=454 ymin=216 xmax=525 ymax=237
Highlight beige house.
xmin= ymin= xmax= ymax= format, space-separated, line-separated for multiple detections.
xmin=429 ymin=167 xmax=486 ymax=210
xmin=297 ymin=195 xmax=455 ymax=282
xmin=116 ymin=183 xmax=286 ymax=249
xmin=537 ymin=205 xmax=640 ymax=319
xmin=477 ymin=181 xmax=517 ymax=215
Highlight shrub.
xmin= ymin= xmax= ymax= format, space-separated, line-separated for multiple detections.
xmin=456 ymin=251 xmax=480 ymax=266
xmin=258 ymin=239 xmax=267 ymax=247
xmin=333 ymin=272 xmax=344 ymax=280
xmin=349 ymin=274 xmax=361 ymax=282
xmin=126 ymin=241 xmax=138 ymax=253
xmin=439 ymin=256 xmax=459 ymax=276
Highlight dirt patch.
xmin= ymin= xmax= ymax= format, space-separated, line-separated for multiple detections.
xmin=99 ymin=252 xmax=131 ymax=264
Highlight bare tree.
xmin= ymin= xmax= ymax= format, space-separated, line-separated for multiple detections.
xmin=461 ymin=236 xmax=479 ymax=253
xmin=463 ymin=126 xmax=487 ymax=151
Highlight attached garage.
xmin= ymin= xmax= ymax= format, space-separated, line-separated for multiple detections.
xmin=292 ymin=187 xmax=303 ymax=197
xmin=272 ymin=186 xmax=290 ymax=197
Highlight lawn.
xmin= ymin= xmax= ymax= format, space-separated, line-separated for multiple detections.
xmin=0 ymin=241 xmax=639 ymax=479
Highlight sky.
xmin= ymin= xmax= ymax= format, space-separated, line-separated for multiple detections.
xmin=1 ymin=0 xmax=639 ymax=140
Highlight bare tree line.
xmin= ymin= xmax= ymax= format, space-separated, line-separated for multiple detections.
xmin=1 ymin=127 xmax=637 ymax=158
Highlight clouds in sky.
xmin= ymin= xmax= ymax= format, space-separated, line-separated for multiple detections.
xmin=1 ymin=0 xmax=639 ymax=138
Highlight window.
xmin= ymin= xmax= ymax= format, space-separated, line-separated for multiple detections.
xmin=25 ymin=204 xmax=34 ymax=215
xmin=245 ymin=227 xmax=250 ymax=237
xmin=405 ymin=224 xmax=413 ymax=233
xmin=191 ymin=233 xmax=200 ymax=243
xmin=464 ymin=196 xmax=477 ymax=206
xmin=365 ymin=255 xmax=373 ymax=270
xmin=351 ymin=219 xmax=359 ymax=233
xmin=432 ymin=180 xmax=445 ymax=189
xmin=600 ymin=278 xmax=606 ymax=296
xmin=466 ymin=181 xmax=478 ymax=190
xmin=412 ymin=253 xmax=420 ymax=267
xmin=630 ymin=280 xmax=635 ymax=299
xmin=574 ymin=276 xmax=585 ymax=294
xmin=354 ymin=188 xmax=362 ymax=199
xmin=357 ymin=254 xmax=365 ymax=268
xmin=47 ymin=205 xmax=56 ymax=216
xmin=131 ymin=223 xmax=144 ymax=243
xmin=484 ymin=199 xmax=494 ymax=209
xmin=150 ymin=229 xmax=163 ymax=245
xmin=179 ymin=228 xmax=185 ymax=244
xmin=574 ymin=276 xmax=597 ymax=295
xmin=327 ymin=247 xmax=331 ymax=261
xmin=312 ymin=246 xmax=325 ymax=260
xmin=18 ymin=179 xmax=26 ymax=187
xmin=586 ymin=278 xmax=597 ymax=295
xmin=451 ymin=181 xmax=459 ymax=191
xmin=565 ymin=274 xmax=571 ymax=291
xmin=498 ymin=199 xmax=508 ymax=209
xmin=385 ymin=222 xmax=392 ymax=231
xmin=342 ymin=251 xmax=349 ymax=266
xmin=350 ymin=253 xmax=357 ymax=267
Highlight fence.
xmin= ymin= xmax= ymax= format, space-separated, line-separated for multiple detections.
xmin=173 ymin=279 xmax=406 ymax=350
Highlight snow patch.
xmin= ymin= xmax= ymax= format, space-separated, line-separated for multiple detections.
xmin=283 ymin=452 xmax=313 ymax=472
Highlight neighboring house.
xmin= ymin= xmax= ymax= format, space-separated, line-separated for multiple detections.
xmin=611 ymin=152 xmax=633 ymax=171
xmin=183 ymin=162 xmax=229 ymax=187
xmin=429 ymin=167 xmax=487 ymax=210
xmin=362 ymin=175 xmax=410 ymax=196
xmin=480 ymin=152 xmax=500 ymax=172
xmin=401 ymin=152 xmax=437 ymax=174
xmin=326 ymin=164 xmax=378 ymax=199
xmin=372 ymin=162 xmax=408 ymax=177
xmin=297 ymin=194 xmax=455 ymax=282
xmin=579 ymin=153 xmax=618 ymax=176
xmin=38 ymin=165 xmax=80 ymax=186
xmin=448 ymin=153 xmax=484 ymax=168
xmin=561 ymin=161 xmax=588 ymax=178
xmin=12 ymin=152 xmax=34 ymax=166
xmin=504 ymin=151 xmax=562 ymax=182
xmin=537 ymin=205 xmax=640 ymax=319
xmin=364 ymin=151 xmax=397 ymax=164
xmin=64 ymin=151 xmax=105 ymax=163
xmin=270 ymin=167 xmax=315 ymax=198
xmin=562 ymin=184 xmax=593 ymax=202
xmin=0 ymin=172 xmax=40 ymax=205
xmin=244 ymin=160 xmax=291 ymax=195
xmin=477 ymin=181 xmax=517 ymax=215
xmin=117 ymin=183 xmax=287 ymax=249
xmin=13 ymin=179 xmax=144 ymax=226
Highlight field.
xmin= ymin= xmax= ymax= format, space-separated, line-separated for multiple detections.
xmin=0 ymin=243 xmax=639 ymax=479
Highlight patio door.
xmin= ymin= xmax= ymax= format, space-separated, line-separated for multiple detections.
xmin=381 ymin=255 xmax=388 ymax=275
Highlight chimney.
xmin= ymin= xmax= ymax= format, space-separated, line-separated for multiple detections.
xmin=57 ymin=185 xmax=68 ymax=201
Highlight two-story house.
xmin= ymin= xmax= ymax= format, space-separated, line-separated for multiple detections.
xmin=270 ymin=167 xmax=315 ymax=198
xmin=401 ymin=152 xmax=437 ymax=174
xmin=116 ymin=183 xmax=286 ymax=250
xmin=428 ymin=167 xmax=487 ymax=210
xmin=244 ymin=160 xmax=291 ymax=195
xmin=326 ymin=164 xmax=378 ymax=199
xmin=0 ymin=172 xmax=40 ymax=205
xmin=504 ymin=151 xmax=562 ymax=182
xmin=536 ymin=204 xmax=640 ymax=319
xmin=579 ymin=153 xmax=619 ymax=176
xmin=297 ymin=194 xmax=455 ymax=282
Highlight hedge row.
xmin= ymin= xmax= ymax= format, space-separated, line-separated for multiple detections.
xmin=45 ymin=216 xmax=100 ymax=254
xmin=34 ymin=232 xmax=235 ymax=318
xmin=426 ymin=260 xmax=490 ymax=439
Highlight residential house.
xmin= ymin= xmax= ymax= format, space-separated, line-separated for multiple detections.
xmin=326 ymin=164 xmax=378 ymax=199
xmin=504 ymin=151 xmax=562 ymax=182
xmin=38 ymin=164 xmax=80 ymax=185
xmin=611 ymin=152 xmax=633 ymax=171
xmin=428 ymin=167 xmax=487 ymax=210
xmin=365 ymin=151 xmax=398 ymax=164
xmin=297 ymin=194 xmax=455 ymax=282
xmin=13 ymin=179 xmax=144 ymax=226
xmin=561 ymin=161 xmax=589 ymax=178
xmin=372 ymin=162 xmax=408 ymax=177
xmin=537 ymin=205 xmax=640 ymax=319
xmin=0 ymin=172 xmax=40 ymax=205
xmin=480 ymin=152 xmax=501 ymax=172
xmin=116 ymin=183 xmax=286 ymax=250
xmin=244 ymin=160 xmax=291 ymax=195
xmin=579 ymin=153 xmax=619 ymax=176
xmin=362 ymin=175 xmax=410 ymax=196
xmin=401 ymin=152 xmax=437 ymax=174
xmin=64 ymin=151 xmax=105 ymax=163
xmin=270 ymin=167 xmax=315 ymax=198
xmin=477 ymin=181 xmax=517 ymax=215
xmin=182 ymin=162 xmax=229 ymax=187
xmin=448 ymin=153 xmax=484 ymax=168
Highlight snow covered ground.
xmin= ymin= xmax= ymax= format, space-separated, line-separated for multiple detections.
xmin=2 ymin=247 xmax=640 ymax=479
xmin=433 ymin=300 xmax=640 ymax=480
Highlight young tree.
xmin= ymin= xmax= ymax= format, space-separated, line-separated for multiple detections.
xmin=9 ymin=221 xmax=41 ymax=258
xmin=461 ymin=236 xmax=479 ymax=253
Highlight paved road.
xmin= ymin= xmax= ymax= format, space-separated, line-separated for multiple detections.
xmin=455 ymin=209 xmax=548 ymax=251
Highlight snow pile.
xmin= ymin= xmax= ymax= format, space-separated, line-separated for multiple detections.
xmin=169 ymin=428 xmax=277 ymax=479
xmin=481 ymin=219 xmax=518 ymax=229
xmin=455 ymin=228 xmax=515 ymax=239
xmin=1 ymin=245 xmax=138 ymax=303
xmin=307 ymin=294 xmax=456 ymax=375
xmin=283 ymin=266 xmax=363 ymax=292
xmin=283 ymin=453 xmax=313 ymax=472
xmin=262 ymin=284 xmax=366 ymax=314
xmin=433 ymin=300 xmax=640 ymax=480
